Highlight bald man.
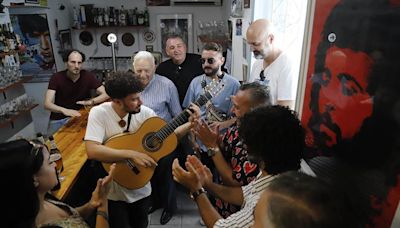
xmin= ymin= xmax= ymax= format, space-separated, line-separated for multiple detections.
xmin=246 ymin=19 xmax=297 ymax=109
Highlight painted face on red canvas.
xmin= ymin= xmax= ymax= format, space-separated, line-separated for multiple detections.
xmin=317 ymin=46 xmax=373 ymax=146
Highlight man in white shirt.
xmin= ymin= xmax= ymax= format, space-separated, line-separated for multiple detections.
xmin=85 ymin=71 xmax=198 ymax=227
xmin=246 ymin=19 xmax=297 ymax=109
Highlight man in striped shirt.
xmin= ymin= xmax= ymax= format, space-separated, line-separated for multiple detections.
xmin=172 ymin=105 xmax=305 ymax=227
xmin=132 ymin=51 xmax=183 ymax=225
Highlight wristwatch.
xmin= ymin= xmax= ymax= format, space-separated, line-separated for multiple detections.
xmin=190 ymin=187 xmax=207 ymax=201
xmin=207 ymin=146 xmax=219 ymax=157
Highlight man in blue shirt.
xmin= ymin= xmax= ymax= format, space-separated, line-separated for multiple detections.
xmin=183 ymin=42 xmax=240 ymax=154
xmin=132 ymin=51 xmax=182 ymax=225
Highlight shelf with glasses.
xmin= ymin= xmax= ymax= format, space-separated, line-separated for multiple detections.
xmin=0 ymin=103 xmax=38 ymax=129
xmin=9 ymin=4 xmax=49 ymax=9
xmin=72 ymin=25 xmax=148 ymax=30
xmin=0 ymin=76 xmax=33 ymax=94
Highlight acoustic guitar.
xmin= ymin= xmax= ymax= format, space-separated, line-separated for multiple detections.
xmin=102 ymin=80 xmax=224 ymax=189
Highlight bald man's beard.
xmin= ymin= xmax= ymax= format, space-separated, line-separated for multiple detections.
xmin=253 ymin=44 xmax=272 ymax=60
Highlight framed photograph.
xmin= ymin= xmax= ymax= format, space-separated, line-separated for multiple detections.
xmin=242 ymin=38 xmax=248 ymax=60
xmin=242 ymin=64 xmax=248 ymax=82
xmin=59 ymin=29 xmax=72 ymax=52
xmin=157 ymin=14 xmax=193 ymax=59
xmin=146 ymin=45 xmax=154 ymax=52
xmin=146 ymin=0 xmax=170 ymax=6
xmin=244 ymin=0 xmax=250 ymax=8
xmin=10 ymin=14 xmax=56 ymax=82
xmin=25 ymin=0 xmax=39 ymax=4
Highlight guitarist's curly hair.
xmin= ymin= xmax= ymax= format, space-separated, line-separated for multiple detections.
xmin=105 ymin=71 xmax=144 ymax=99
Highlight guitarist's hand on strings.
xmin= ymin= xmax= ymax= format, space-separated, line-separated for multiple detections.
xmin=130 ymin=151 xmax=157 ymax=168
xmin=187 ymin=103 xmax=201 ymax=124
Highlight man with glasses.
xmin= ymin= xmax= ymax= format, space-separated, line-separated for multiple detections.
xmin=246 ymin=19 xmax=297 ymax=110
xmin=183 ymin=42 xmax=240 ymax=180
xmin=156 ymin=34 xmax=204 ymax=106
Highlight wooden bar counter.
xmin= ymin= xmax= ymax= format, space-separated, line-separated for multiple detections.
xmin=52 ymin=110 xmax=89 ymax=200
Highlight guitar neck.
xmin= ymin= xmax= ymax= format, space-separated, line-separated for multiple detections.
xmin=155 ymin=93 xmax=211 ymax=141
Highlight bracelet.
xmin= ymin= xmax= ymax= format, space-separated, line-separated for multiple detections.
xmin=96 ymin=210 xmax=109 ymax=222
xmin=190 ymin=187 xmax=207 ymax=201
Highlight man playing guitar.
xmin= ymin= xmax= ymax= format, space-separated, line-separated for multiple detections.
xmin=84 ymin=71 xmax=199 ymax=228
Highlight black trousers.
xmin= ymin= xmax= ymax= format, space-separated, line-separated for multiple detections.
xmin=150 ymin=149 xmax=178 ymax=213
xmin=108 ymin=196 xmax=150 ymax=228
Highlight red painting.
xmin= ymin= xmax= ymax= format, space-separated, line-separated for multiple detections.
xmin=301 ymin=0 xmax=400 ymax=226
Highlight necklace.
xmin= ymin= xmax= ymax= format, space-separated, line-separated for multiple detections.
xmin=118 ymin=119 xmax=126 ymax=128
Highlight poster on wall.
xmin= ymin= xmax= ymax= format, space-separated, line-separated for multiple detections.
xmin=301 ymin=0 xmax=400 ymax=226
xmin=156 ymin=14 xmax=193 ymax=59
xmin=10 ymin=14 xmax=56 ymax=82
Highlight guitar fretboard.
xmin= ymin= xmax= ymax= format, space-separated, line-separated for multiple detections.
xmin=155 ymin=92 xmax=212 ymax=141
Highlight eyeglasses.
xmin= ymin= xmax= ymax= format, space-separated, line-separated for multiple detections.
xmin=29 ymin=140 xmax=43 ymax=157
xmin=259 ymin=70 xmax=266 ymax=81
xmin=200 ymin=58 xmax=216 ymax=65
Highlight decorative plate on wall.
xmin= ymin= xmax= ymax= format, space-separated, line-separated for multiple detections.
xmin=142 ymin=29 xmax=156 ymax=43
xmin=79 ymin=31 xmax=93 ymax=46
xmin=100 ymin=33 xmax=111 ymax=46
xmin=122 ymin=33 xmax=135 ymax=46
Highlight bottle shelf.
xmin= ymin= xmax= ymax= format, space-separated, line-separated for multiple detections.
xmin=0 ymin=76 xmax=33 ymax=94
xmin=0 ymin=103 xmax=38 ymax=128
xmin=9 ymin=5 xmax=49 ymax=9
xmin=72 ymin=25 xmax=148 ymax=30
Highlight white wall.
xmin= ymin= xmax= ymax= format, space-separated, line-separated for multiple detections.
xmin=227 ymin=0 xmax=254 ymax=81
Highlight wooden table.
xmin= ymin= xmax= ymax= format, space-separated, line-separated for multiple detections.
xmin=52 ymin=110 xmax=89 ymax=200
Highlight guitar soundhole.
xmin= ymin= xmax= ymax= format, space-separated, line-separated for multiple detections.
xmin=143 ymin=132 xmax=162 ymax=152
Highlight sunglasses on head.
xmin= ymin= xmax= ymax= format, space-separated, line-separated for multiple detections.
xmin=200 ymin=58 xmax=216 ymax=64
xmin=29 ymin=140 xmax=43 ymax=157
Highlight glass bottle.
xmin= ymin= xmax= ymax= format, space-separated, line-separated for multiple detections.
xmin=48 ymin=135 xmax=64 ymax=174
xmin=36 ymin=132 xmax=45 ymax=144
xmin=144 ymin=8 xmax=149 ymax=26
xmin=137 ymin=11 xmax=144 ymax=25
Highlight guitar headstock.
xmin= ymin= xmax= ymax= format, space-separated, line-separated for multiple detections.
xmin=194 ymin=79 xmax=225 ymax=107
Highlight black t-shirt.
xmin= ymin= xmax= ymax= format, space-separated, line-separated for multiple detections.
xmin=156 ymin=53 xmax=204 ymax=105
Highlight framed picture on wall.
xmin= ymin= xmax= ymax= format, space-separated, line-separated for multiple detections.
xmin=157 ymin=14 xmax=193 ymax=59
xmin=244 ymin=0 xmax=250 ymax=8
xmin=59 ymin=29 xmax=72 ymax=52
xmin=10 ymin=14 xmax=56 ymax=82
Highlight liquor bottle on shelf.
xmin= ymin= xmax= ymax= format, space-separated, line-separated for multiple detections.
xmin=103 ymin=8 xmax=109 ymax=27
xmin=144 ymin=8 xmax=149 ymax=26
xmin=73 ymin=6 xmax=81 ymax=29
xmin=109 ymin=7 xmax=115 ymax=26
xmin=119 ymin=5 xmax=127 ymax=26
xmin=137 ymin=11 xmax=144 ymax=25
xmin=132 ymin=7 xmax=138 ymax=26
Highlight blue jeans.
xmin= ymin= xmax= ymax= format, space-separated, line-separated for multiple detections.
xmin=47 ymin=117 xmax=70 ymax=136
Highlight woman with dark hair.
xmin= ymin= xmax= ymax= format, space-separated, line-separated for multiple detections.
xmin=0 ymin=139 xmax=115 ymax=228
